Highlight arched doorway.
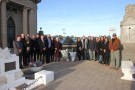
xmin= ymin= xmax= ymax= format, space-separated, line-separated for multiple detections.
xmin=7 ymin=17 xmax=16 ymax=48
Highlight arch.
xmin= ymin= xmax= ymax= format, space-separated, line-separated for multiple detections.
xmin=7 ymin=16 xmax=16 ymax=48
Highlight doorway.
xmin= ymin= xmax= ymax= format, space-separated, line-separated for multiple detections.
xmin=7 ymin=17 xmax=16 ymax=48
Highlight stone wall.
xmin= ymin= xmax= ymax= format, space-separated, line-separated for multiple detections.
xmin=120 ymin=4 xmax=135 ymax=62
xmin=121 ymin=4 xmax=135 ymax=43
xmin=0 ymin=4 xmax=1 ymax=47
xmin=121 ymin=43 xmax=135 ymax=62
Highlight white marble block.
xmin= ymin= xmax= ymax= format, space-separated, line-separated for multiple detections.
xmin=121 ymin=61 xmax=135 ymax=81
xmin=35 ymin=70 xmax=54 ymax=85
xmin=0 ymin=75 xmax=7 ymax=86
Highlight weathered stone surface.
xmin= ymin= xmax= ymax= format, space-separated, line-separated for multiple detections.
xmin=0 ymin=75 xmax=7 ymax=86
xmin=121 ymin=43 xmax=135 ymax=62
xmin=121 ymin=4 xmax=135 ymax=43
xmin=121 ymin=4 xmax=135 ymax=62
xmin=15 ymin=70 xmax=24 ymax=80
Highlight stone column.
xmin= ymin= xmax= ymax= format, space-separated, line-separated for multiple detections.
xmin=28 ymin=9 xmax=37 ymax=36
xmin=1 ymin=1 xmax=7 ymax=48
xmin=23 ymin=7 xmax=28 ymax=35
xmin=34 ymin=9 xmax=37 ymax=34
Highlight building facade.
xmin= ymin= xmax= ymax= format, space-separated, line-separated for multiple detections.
xmin=120 ymin=4 xmax=135 ymax=62
xmin=121 ymin=4 xmax=135 ymax=43
xmin=0 ymin=0 xmax=41 ymax=48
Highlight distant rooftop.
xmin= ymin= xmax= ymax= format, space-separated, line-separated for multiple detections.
xmin=61 ymin=37 xmax=76 ymax=45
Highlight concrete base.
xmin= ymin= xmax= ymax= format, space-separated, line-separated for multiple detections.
xmin=35 ymin=70 xmax=54 ymax=85
xmin=121 ymin=70 xmax=135 ymax=81
xmin=0 ymin=77 xmax=25 ymax=90
xmin=121 ymin=61 xmax=135 ymax=81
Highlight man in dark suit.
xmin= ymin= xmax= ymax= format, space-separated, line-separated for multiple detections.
xmin=35 ymin=33 xmax=40 ymax=60
xmin=46 ymin=34 xmax=52 ymax=63
xmin=21 ymin=33 xmax=27 ymax=66
xmin=38 ymin=35 xmax=48 ymax=64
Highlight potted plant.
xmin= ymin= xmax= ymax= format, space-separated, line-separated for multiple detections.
xmin=29 ymin=61 xmax=43 ymax=72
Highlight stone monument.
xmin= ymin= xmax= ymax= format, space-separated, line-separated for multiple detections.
xmin=0 ymin=47 xmax=25 ymax=90
xmin=120 ymin=4 xmax=135 ymax=62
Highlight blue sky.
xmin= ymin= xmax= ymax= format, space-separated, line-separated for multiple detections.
xmin=37 ymin=0 xmax=135 ymax=37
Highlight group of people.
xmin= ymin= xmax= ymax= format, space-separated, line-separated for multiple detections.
xmin=76 ymin=33 xmax=121 ymax=70
xmin=14 ymin=33 xmax=62 ymax=69
xmin=14 ymin=33 xmax=121 ymax=70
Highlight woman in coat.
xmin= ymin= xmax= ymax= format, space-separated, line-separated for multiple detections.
xmin=54 ymin=37 xmax=62 ymax=62
xmin=76 ymin=37 xmax=82 ymax=60
xmin=103 ymin=37 xmax=110 ymax=66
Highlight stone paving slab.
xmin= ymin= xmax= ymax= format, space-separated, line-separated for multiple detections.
xmin=32 ymin=60 xmax=135 ymax=90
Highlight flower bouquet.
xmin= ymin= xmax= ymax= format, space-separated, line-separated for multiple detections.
xmin=29 ymin=61 xmax=43 ymax=72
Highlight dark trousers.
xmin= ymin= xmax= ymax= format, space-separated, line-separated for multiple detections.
xmin=46 ymin=48 xmax=51 ymax=63
xmin=50 ymin=49 xmax=55 ymax=62
xmin=23 ymin=51 xmax=27 ymax=66
xmin=82 ymin=49 xmax=89 ymax=60
xmin=19 ymin=51 xmax=23 ymax=68
xmin=31 ymin=50 xmax=37 ymax=62
xmin=77 ymin=51 xmax=82 ymax=60
xmin=40 ymin=50 xmax=46 ymax=64
xmin=95 ymin=50 xmax=99 ymax=60
xmin=104 ymin=52 xmax=110 ymax=65
xmin=35 ymin=49 xmax=40 ymax=61
xmin=26 ymin=52 xmax=31 ymax=66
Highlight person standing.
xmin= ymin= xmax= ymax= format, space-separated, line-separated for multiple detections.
xmin=54 ymin=37 xmax=62 ymax=62
xmin=31 ymin=35 xmax=36 ymax=62
xmin=87 ymin=36 xmax=96 ymax=60
xmin=21 ymin=33 xmax=27 ymax=67
xmin=25 ymin=36 xmax=32 ymax=66
xmin=14 ymin=36 xmax=23 ymax=69
xmin=50 ymin=36 xmax=55 ymax=62
xmin=76 ymin=37 xmax=82 ymax=60
xmin=97 ymin=36 xmax=104 ymax=64
xmin=103 ymin=37 xmax=110 ymax=66
xmin=46 ymin=34 xmax=52 ymax=63
xmin=95 ymin=37 xmax=99 ymax=60
xmin=35 ymin=33 xmax=40 ymax=60
xmin=109 ymin=33 xmax=120 ymax=70
xmin=81 ymin=36 xmax=88 ymax=60
xmin=38 ymin=35 xmax=47 ymax=64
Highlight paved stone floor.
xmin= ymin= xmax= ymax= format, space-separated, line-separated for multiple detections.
xmin=32 ymin=60 xmax=135 ymax=90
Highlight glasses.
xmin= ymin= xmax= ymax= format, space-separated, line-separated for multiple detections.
xmin=113 ymin=35 xmax=116 ymax=36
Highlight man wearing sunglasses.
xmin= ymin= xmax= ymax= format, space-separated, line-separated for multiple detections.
xmin=109 ymin=33 xmax=120 ymax=70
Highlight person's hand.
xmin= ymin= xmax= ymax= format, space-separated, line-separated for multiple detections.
xmin=43 ymin=48 xmax=46 ymax=50
xmin=111 ymin=49 xmax=113 ymax=52
xmin=19 ymin=49 xmax=21 ymax=52
xmin=27 ymin=47 xmax=30 ymax=50
xmin=104 ymin=49 xmax=106 ymax=53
